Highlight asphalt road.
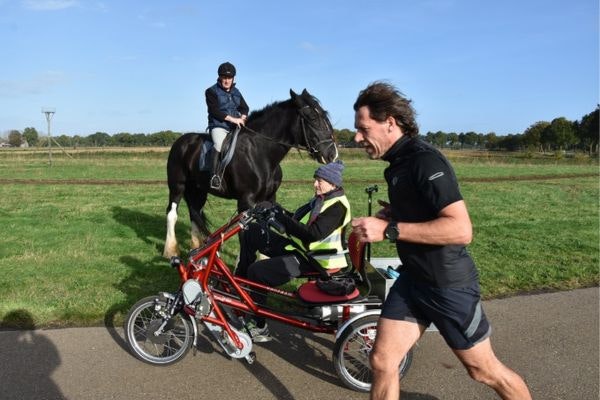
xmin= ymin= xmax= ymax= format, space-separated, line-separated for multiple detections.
xmin=1 ymin=287 xmax=598 ymax=400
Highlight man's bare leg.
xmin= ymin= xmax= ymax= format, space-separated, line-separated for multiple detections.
xmin=453 ymin=337 xmax=532 ymax=400
xmin=369 ymin=318 xmax=424 ymax=400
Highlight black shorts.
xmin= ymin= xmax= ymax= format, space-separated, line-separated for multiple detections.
xmin=381 ymin=273 xmax=491 ymax=350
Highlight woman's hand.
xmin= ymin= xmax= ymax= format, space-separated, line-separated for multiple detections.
xmin=375 ymin=199 xmax=392 ymax=219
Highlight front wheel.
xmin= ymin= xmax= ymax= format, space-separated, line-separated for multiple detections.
xmin=124 ymin=295 xmax=193 ymax=366
xmin=333 ymin=314 xmax=413 ymax=392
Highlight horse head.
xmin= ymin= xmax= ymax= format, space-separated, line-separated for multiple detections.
xmin=290 ymin=89 xmax=338 ymax=164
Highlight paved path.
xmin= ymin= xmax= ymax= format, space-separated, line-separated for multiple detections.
xmin=1 ymin=287 xmax=598 ymax=399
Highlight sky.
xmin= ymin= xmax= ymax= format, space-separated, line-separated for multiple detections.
xmin=1 ymin=0 xmax=598 ymax=138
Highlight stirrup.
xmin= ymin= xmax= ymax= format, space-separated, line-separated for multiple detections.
xmin=210 ymin=174 xmax=221 ymax=189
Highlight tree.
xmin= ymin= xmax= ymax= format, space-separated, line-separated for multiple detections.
xmin=55 ymin=135 xmax=73 ymax=147
xmin=447 ymin=132 xmax=459 ymax=148
xmin=23 ymin=127 xmax=39 ymax=147
xmin=334 ymin=128 xmax=355 ymax=146
xmin=497 ymin=134 xmax=522 ymax=151
xmin=147 ymin=130 xmax=180 ymax=146
xmin=578 ymin=105 xmax=599 ymax=154
xmin=484 ymin=132 xmax=498 ymax=150
xmin=547 ymin=117 xmax=577 ymax=150
xmin=433 ymin=131 xmax=447 ymax=148
xmin=113 ymin=132 xmax=135 ymax=147
xmin=523 ymin=121 xmax=549 ymax=152
xmin=463 ymin=131 xmax=479 ymax=148
xmin=8 ymin=130 xmax=22 ymax=147
xmin=87 ymin=132 xmax=111 ymax=147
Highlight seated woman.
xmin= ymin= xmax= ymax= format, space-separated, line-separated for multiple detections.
xmin=235 ymin=160 xmax=351 ymax=342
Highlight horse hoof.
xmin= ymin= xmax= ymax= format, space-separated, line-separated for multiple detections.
xmin=163 ymin=246 xmax=179 ymax=259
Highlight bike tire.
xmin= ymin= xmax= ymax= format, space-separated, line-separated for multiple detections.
xmin=124 ymin=295 xmax=193 ymax=366
xmin=333 ymin=314 xmax=413 ymax=392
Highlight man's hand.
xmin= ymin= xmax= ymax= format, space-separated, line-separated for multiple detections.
xmin=351 ymin=216 xmax=388 ymax=243
xmin=225 ymin=115 xmax=246 ymax=127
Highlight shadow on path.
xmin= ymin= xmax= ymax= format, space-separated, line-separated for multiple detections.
xmin=0 ymin=310 xmax=66 ymax=399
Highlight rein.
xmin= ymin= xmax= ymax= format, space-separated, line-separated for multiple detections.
xmin=241 ymin=105 xmax=335 ymax=157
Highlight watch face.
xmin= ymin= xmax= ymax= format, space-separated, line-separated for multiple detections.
xmin=386 ymin=223 xmax=398 ymax=241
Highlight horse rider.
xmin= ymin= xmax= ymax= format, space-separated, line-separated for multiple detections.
xmin=235 ymin=160 xmax=351 ymax=342
xmin=205 ymin=61 xmax=250 ymax=188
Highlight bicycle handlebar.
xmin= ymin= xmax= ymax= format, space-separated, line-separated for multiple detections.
xmin=242 ymin=206 xmax=286 ymax=235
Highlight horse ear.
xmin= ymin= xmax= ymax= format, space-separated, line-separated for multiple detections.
xmin=301 ymin=88 xmax=318 ymax=108
xmin=290 ymin=89 xmax=305 ymax=107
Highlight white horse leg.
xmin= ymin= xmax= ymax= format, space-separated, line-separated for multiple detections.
xmin=163 ymin=202 xmax=179 ymax=258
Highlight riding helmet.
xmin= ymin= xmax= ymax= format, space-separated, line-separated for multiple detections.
xmin=218 ymin=62 xmax=236 ymax=77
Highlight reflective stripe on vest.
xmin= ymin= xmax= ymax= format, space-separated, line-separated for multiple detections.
xmin=286 ymin=195 xmax=351 ymax=269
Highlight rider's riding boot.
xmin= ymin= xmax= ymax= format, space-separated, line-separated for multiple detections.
xmin=210 ymin=150 xmax=221 ymax=189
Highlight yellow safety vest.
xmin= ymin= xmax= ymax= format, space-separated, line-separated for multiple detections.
xmin=286 ymin=195 xmax=351 ymax=269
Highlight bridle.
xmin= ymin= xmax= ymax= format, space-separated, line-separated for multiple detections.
xmin=242 ymin=104 xmax=336 ymax=159
xmin=297 ymin=105 xmax=337 ymax=159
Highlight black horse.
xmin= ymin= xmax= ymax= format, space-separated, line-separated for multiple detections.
xmin=164 ymin=89 xmax=338 ymax=257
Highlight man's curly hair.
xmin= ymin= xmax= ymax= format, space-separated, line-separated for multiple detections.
xmin=353 ymin=81 xmax=419 ymax=138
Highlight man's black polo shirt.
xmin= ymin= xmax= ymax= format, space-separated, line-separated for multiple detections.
xmin=382 ymin=136 xmax=479 ymax=287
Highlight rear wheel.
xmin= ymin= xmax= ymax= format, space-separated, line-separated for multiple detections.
xmin=124 ymin=295 xmax=193 ymax=366
xmin=333 ymin=314 xmax=412 ymax=392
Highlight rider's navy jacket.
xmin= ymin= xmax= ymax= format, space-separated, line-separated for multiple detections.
xmin=206 ymin=83 xmax=249 ymax=130
xmin=382 ymin=136 xmax=479 ymax=288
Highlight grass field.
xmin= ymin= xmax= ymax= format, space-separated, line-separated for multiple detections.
xmin=0 ymin=147 xmax=598 ymax=328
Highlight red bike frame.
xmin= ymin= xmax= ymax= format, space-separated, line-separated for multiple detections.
xmin=171 ymin=210 xmax=361 ymax=351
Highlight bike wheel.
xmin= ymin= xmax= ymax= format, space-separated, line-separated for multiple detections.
xmin=124 ymin=295 xmax=193 ymax=366
xmin=333 ymin=314 xmax=413 ymax=392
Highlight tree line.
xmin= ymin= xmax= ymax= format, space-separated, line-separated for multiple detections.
xmin=3 ymin=129 xmax=181 ymax=148
xmin=335 ymin=106 xmax=599 ymax=154
xmin=3 ymin=106 xmax=598 ymax=154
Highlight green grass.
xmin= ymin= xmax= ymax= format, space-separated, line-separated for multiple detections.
xmin=0 ymin=148 xmax=598 ymax=328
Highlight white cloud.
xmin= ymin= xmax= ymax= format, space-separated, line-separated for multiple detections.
xmin=23 ymin=0 xmax=79 ymax=11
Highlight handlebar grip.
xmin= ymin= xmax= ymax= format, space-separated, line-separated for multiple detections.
xmin=268 ymin=216 xmax=286 ymax=234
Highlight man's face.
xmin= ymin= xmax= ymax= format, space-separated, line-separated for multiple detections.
xmin=219 ymin=75 xmax=234 ymax=90
xmin=354 ymin=106 xmax=394 ymax=159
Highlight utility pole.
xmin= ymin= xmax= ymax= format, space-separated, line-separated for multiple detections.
xmin=42 ymin=107 xmax=55 ymax=166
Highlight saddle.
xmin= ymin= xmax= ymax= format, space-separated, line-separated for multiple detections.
xmin=197 ymin=127 xmax=241 ymax=175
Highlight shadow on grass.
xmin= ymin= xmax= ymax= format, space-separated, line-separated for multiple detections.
xmin=111 ymin=206 xmax=171 ymax=255
xmin=106 ymin=206 xmax=180 ymax=351
xmin=103 ymin=254 xmax=175 ymax=352
xmin=105 ymin=207 xmax=237 ymax=350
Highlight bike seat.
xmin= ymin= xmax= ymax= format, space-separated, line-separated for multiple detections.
xmin=297 ymin=280 xmax=360 ymax=304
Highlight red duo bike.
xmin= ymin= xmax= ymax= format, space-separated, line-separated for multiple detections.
xmin=124 ymin=205 xmax=412 ymax=392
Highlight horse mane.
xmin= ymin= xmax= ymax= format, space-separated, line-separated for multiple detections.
xmin=247 ymin=99 xmax=291 ymax=123
xmin=245 ymin=92 xmax=331 ymax=139
xmin=245 ymin=99 xmax=295 ymax=140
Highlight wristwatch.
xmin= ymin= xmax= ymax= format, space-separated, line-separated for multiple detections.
xmin=384 ymin=221 xmax=399 ymax=243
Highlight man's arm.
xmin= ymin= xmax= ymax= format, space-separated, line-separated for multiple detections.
xmin=351 ymin=200 xmax=472 ymax=246
xmin=238 ymin=95 xmax=249 ymax=117
xmin=205 ymin=88 xmax=227 ymax=121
